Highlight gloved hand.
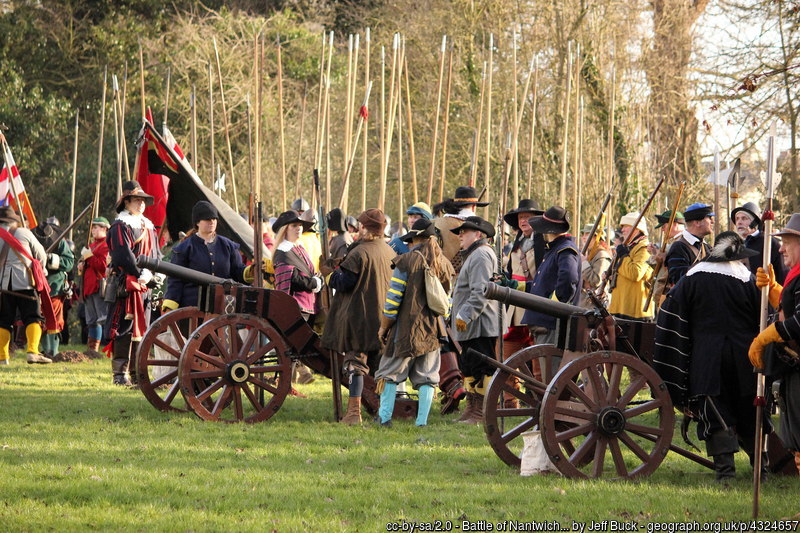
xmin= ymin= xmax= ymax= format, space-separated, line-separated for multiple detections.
xmin=378 ymin=315 xmax=395 ymax=343
xmin=319 ymin=256 xmax=343 ymax=277
xmin=80 ymin=246 xmax=93 ymax=260
xmin=615 ymin=244 xmax=630 ymax=259
xmin=138 ymin=268 xmax=153 ymax=287
xmin=46 ymin=253 xmax=60 ymax=271
xmin=493 ymin=274 xmax=519 ymax=290
xmin=748 ymin=323 xmax=783 ymax=369
xmin=161 ymin=299 xmax=179 ymax=314
xmin=456 ymin=318 xmax=468 ymax=332
xmin=756 ymin=265 xmax=782 ymax=309
xmin=311 ymin=275 xmax=323 ymax=293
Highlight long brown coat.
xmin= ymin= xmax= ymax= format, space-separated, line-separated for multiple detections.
xmin=321 ymin=238 xmax=395 ymax=353
xmin=384 ymin=249 xmax=455 ymax=359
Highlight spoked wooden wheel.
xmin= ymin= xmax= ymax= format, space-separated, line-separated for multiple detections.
xmin=137 ymin=307 xmax=206 ymax=412
xmin=484 ymin=345 xmax=565 ymax=467
xmin=179 ymin=314 xmax=292 ymax=423
xmin=540 ymin=351 xmax=674 ymax=479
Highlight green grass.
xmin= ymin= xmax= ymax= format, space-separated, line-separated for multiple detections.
xmin=1 ymin=346 xmax=799 ymax=532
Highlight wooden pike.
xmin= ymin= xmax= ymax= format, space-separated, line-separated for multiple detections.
xmin=426 ymin=35 xmax=447 ymax=205
xmin=313 ymin=31 xmax=327 ymax=173
xmin=713 ymin=150 xmax=720 ymax=236
xmin=69 ymin=110 xmax=79 ymax=242
xmin=337 ymin=83 xmax=373 ymax=208
xmin=324 ymin=31 xmax=334 ymax=209
xmin=403 ymin=54 xmax=418 ymax=203
xmin=512 ymin=26 xmax=519 ymax=208
xmin=607 ymin=67 xmax=616 ymax=231
xmin=208 ymin=62 xmax=215 ymax=189
xmin=253 ymin=33 xmax=261 ymax=202
xmin=484 ymin=33 xmax=494 ymax=219
xmin=190 ymin=85 xmax=198 ymax=169
xmin=295 ymin=83 xmax=308 ymax=198
xmin=397 ymin=82 xmax=405 ymax=222
xmin=470 ymin=63 xmax=486 ymax=188
xmin=576 ymin=95 xmax=585 ymax=235
xmin=559 ymin=42 xmax=572 ymax=207
xmin=120 ymin=63 xmax=131 ymax=182
xmin=163 ymin=66 xmax=171 ymax=128
xmin=379 ymin=45 xmax=386 ymax=210
xmin=245 ymin=94 xmax=254 ymax=220
xmin=212 ymin=37 xmax=239 ymax=212
xmin=510 ymin=55 xmax=535 ymax=204
xmin=437 ymin=44 xmax=454 ymax=202
xmin=138 ymin=40 xmax=146 ymax=120
xmin=361 ymin=28 xmax=371 ymax=212
xmin=571 ymin=45 xmax=582 ymax=228
xmin=277 ymin=37 xmax=287 ymax=210
xmin=526 ymin=57 xmax=538 ymax=198
xmin=93 ymin=67 xmax=108 ymax=222
xmin=112 ymin=74 xmax=122 ymax=198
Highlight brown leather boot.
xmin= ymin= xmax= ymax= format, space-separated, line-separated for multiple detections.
xmin=84 ymin=338 xmax=103 ymax=359
xmin=340 ymin=396 xmax=362 ymax=425
xmin=456 ymin=393 xmax=477 ymax=423
xmin=460 ymin=393 xmax=484 ymax=425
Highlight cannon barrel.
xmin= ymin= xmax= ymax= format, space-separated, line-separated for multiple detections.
xmin=484 ymin=283 xmax=585 ymax=319
xmin=137 ymin=256 xmax=236 ymax=286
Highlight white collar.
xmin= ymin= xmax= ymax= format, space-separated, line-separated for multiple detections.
xmin=686 ymin=260 xmax=751 ymax=283
xmin=681 ymin=229 xmax=701 ymax=245
xmin=749 ymin=229 xmax=761 ymax=238
xmin=445 ymin=208 xmax=475 ymax=220
xmin=277 ymin=240 xmax=296 ymax=252
xmin=115 ymin=211 xmax=154 ymax=230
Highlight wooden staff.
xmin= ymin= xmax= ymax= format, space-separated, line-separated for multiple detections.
xmin=512 ymin=27 xmax=519 ymax=208
xmin=343 ymin=32 xmax=359 ymax=214
xmin=380 ymin=35 xmax=400 ymax=211
xmin=526 ymin=57 xmax=538 ymax=198
xmin=571 ymin=45 xmax=582 ymax=229
xmin=403 ymin=54 xmax=418 ymax=203
xmin=470 ymin=63 xmax=487 ymax=188
xmin=397 ymin=82 xmax=404 ymax=222
xmin=93 ymin=67 xmax=108 ymax=223
xmin=559 ymin=42 xmax=572 ymax=207
xmin=213 ymin=37 xmax=239 ymax=212
xmin=713 ymin=150 xmax=720 ymax=236
xmin=120 ymin=62 xmax=131 ymax=182
xmin=138 ymin=40 xmax=146 ymax=120
xmin=163 ymin=66 xmax=171 ymax=127
xmin=379 ymin=45 xmax=386 ymax=209
xmin=437 ymin=44 xmax=454 ymax=202
xmin=253 ymin=33 xmax=261 ymax=203
xmin=337 ymin=83 xmax=373 ymax=208
xmin=324 ymin=31 xmax=334 ymax=210
xmin=511 ymin=56 xmax=535 ymax=201
xmin=341 ymin=34 xmax=354 ymax=213
xmin=607 ymin=67 xmax=616 ymax=230
xmin=361 ymin=27 xmax=371 ymax=211
xmin=426 ymin=35 xmax=447 ymax=205
xmin=295 ymin=83 xmax=308 ymax=198
xmin=313 ymin=31 xmax=327 ymax=173
xmin=484 ymin=33 xmax=494 ymax=219
xmin=277 ymin=36 xmax=287 ymax=210
xmin=576 ymin=95 xmax=585 ymax=236
xmin=753 ymin=127 xmax=777 ymax=519
xmin=643 ymin=181 xmax=685 ymax=311
xmin=190 ymin=85 xmax=198 ymax=169
xmin=69 ymin=110 xmax=79 ymax=242
xmin=112 ymin=74 xmax=122 ymax=198
xmin=245 ymin=94 xmax=254 ymax=221
xmin=208 ymin=62 xmax=216 ymax=189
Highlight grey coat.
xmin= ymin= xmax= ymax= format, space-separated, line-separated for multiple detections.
xmin=0 ymin=224 xmax=46 ymax=290
xmin=451 ymin=241 xmax=499 ymax=341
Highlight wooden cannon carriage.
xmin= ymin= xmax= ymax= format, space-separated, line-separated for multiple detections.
xmin=133 ymin=257 xmax=419 ymax=423
xmin=480 ymin=284 xmax=715 ymax=479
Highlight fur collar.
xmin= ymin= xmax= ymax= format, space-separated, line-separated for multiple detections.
xmin=115 ymin=211 xmax=154 ymax=230
xmin=686 ymin=260 xmax=751 ymax=283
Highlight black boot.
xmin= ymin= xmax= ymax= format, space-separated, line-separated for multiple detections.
xmin=112 ymin=335 xmax=132 ymax=386
xmin=712 ymin=453 xmax=736 ymax=483
xmin=129 ymin=341 xmax=141 ymax=385
xmin=706 ymin=429 xmax=739 ymax=484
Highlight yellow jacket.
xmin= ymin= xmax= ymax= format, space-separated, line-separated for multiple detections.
xmin=609 ymin=239 xmax=654 ymax=318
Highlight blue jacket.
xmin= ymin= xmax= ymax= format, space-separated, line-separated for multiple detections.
xmin=521 ymin=235 xmax=580 ymax=330
xmin=164 ymin=234 xmax=246 ymax=307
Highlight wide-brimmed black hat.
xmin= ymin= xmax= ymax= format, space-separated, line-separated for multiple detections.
xmin=683 ymin=203 xmax=714 ymax=222
xmin=450 ymin=215 xmax=495 ymax=239
xmin=706 ymin=231 xmax=759 ymax=262
xmin=400 ymin=218 xmax=438 ymax=242
xmin=773 ymin=213 xmax=800 ymax=239
xmin=731 ymin=202 xmax=761 ymax=228
xmin=503 ymin=199 xmax=544 ymax=230
xmin=192 ymin=201 xmax=219 ymax=225
xmin=0 ymin=206 xmax=21 ymax=225
xmin=272 ymin=210 xmax=313 ymax=234
xmin=326 ymin=208 xmax=347 ymax=233
xmin=654 ymin=209 xmax=685 ymax=229
xmin=530 ymin=205 xmax=570 ymax=234
xmin=452 ymin=186 xmax=489 ymax=207
xmin=115 ymin=180 xmax=155 ymax=213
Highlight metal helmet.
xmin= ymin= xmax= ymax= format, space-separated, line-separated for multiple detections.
xmin=291 ymin=198 xmax=310 ymax=212
xmin=46 ymin=216 xmax=60 ymax=226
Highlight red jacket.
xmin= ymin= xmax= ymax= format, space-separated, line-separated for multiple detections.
xmin=83 ymin=237 xmax=109 ymax=297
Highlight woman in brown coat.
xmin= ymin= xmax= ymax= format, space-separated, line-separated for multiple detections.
xmin=375 ymin=219 xmax=455 ymax=426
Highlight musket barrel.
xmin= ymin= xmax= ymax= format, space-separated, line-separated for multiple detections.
xmin=137 ymin=256 xmax=235 ymax=286
xmin=484 ymin=283 xmax=584 ymax=319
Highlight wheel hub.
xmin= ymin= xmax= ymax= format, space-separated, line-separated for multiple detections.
xmin=596 ymin=406 xmax=626 ymax=436
xmin=226 ymin=360 xmax=250 ymax=384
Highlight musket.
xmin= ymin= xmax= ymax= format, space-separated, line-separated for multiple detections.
xmin=313 ymin=167 xmax=342 ymax=422
xmin=580 ymin=185 xmax=614 ymax=257
xmin=597 ymin=177 xmax=665 ymax=297
xmin=753 ymin=127 xmax=777 ymax=519
xmin=46 ymin=202 xmax=94 ymax=254
xmin=643 ymin=181 xmax=685 ymax=311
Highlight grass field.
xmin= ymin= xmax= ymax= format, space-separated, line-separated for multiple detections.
xmin=1 ymin=346 xmax=799 ymax=532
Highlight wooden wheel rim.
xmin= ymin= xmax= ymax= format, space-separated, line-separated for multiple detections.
xmin=484 ymin=344 xmax=563 ymax=467
xmin=178 ymin=314 xmax=292 ymax=423
xmin=539 ymin=351 xmax=674 ymax=479
xmin=136 ymin=307 xmax=207 ymax=413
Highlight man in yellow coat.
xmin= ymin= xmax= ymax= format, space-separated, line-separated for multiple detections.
xmin=609 ymin=212 xmax=654 ymax=320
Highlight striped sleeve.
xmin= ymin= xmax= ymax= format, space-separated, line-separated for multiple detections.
xmin=383 ymin=267 xmax=408 ymax=318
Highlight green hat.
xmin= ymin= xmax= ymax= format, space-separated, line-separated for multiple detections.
xmin=654 ymin=209 xmax=684 ymax=229
xmin=91 ymin=216 xmax=110 ymax=228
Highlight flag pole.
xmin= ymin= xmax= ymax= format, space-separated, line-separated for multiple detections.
xmin=213 ymin=37 xmax=239 ymax=213
xmin=437 ymin=44 xmax=454 ymax=202
xmin=69 ymin=110 xmax=80 ymax=241
xmin=426 ymin=35 xmax=447 ymax=205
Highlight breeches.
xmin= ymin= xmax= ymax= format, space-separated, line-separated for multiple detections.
xmin=375 ymin=348 xmax=440 ymax=388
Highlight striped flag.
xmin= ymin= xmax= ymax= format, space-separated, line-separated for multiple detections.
xmin=0 ymin=142 xmax=38 ymax=229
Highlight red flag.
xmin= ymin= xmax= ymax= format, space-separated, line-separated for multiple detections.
xmin=133 ymin=109 xmax=169 ymax=244
xmin=0 ymin=141 xmax=38 ymax=229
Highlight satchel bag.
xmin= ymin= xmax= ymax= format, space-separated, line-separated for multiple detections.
xmin=103 ymin=270 xmax=128 ymax=303
xmin=413 ymin=251 xmax=449 ymax=316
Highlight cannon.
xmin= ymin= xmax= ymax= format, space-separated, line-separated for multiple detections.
xmin=133 ymin=257 xmax=418 ymax=423
xmin=479 ymin=284 xmax=714 ymax=479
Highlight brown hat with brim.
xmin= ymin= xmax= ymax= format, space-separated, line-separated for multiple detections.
xmin=0 ymin=206 xmax=21 ymax=225
xmin=503 ymin=199 xmax=544 ymax=230
xmin=115 ymin=180 xmax=155 ymax=213
xmin=358 ymin=208 xmax=387 ymax=235
xmin=773 ymin=213 xmax=800 ymax=238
